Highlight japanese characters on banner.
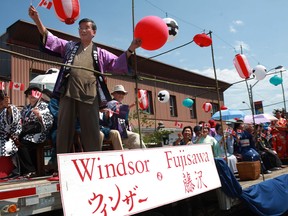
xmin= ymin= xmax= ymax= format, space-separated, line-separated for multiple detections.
xmin=58 ymin=145 xmax=221 ymax=216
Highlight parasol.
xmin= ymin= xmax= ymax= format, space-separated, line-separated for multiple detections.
xmin=244 ymin=114 xmax=278 ymax=124
xmin=211 ymin=109 xmax=245 ymax=121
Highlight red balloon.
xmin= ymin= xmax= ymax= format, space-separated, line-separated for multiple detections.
xmin=233 ymin=54 xmax=251 ymax=79
xmin=53 ymin=0 xmax=80 ymax=25
xmin=193 ymin=33 xmax=212 ymax=47
xmin=221 ymin=105 xmax=228 ymax=110
xmin=202 ymin=102 xmax=212 ymax=112
xmin=134 ymin=16 xmax=168 ymax=51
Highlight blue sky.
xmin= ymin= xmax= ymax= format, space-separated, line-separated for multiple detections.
xmin=1 ymin=0 xmax=288 ymax=115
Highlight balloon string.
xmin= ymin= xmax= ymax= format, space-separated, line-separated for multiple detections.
xmin=138 ymin=40 xmax=194 ymax=62
xmin=137 ymin=31 xmax=212 ymax=62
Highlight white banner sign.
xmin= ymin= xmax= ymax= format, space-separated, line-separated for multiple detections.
xmin=58 ymin=144 xmax=221 ymax=216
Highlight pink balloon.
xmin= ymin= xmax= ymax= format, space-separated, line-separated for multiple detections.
xmin=53 ymin=0 xmax=80 ymax=25
xmin=202 ymin=102 xmax=212 ymax=112
xmin=134 ymin=16 xmax=168 ymax=51
xmin=233 ymin=54 xmax=251 ymax=79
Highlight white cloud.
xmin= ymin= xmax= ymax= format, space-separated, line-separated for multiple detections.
xmin=234 ymin=41 xmax=250 ymax=52
xmin=229 ymin=25 xmax=236 ymax=33
xmin=233 ymin=20 xmax=244 ymax=25
xmin=229 ymin=20 xmax=244 ymax=34
xmin=191 ymin=67 xmax=241 ymax=84
xmin=191 ymin=67 xmax=287 ymax=115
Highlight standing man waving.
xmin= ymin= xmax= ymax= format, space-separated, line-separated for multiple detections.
xmin=28 ymin=6 xmax=141 ymax=155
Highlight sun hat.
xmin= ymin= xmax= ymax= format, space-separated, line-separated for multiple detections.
xmin=208 ymin=119 xmax=217 ymax=128
xmin=111 ymin=85 xmax=128 ymax=95
xmin=24 ymin=85 xmax=42 ymax=96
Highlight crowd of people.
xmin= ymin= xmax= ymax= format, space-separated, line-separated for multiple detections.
xmin=0 ymin=81 xmax=147 ymax=178
xmin=2 ymin=84 xmax=286 ymax=179
xmin=172 ymin=116 xmax=286 ymax=175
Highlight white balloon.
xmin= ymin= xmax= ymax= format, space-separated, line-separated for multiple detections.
xmin=158 ymin=90 xmax=170 ymax=103
xmin=252 ymin=65 xmax=267 ymax=80
xmin=163 ymin=18 xmax=179 ymax=42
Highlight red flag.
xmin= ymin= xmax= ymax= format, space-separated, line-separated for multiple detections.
xmin=114 ymin=102 xmax=120 ymax=115
xmin=38 ymin=0 xmax=53 ymax=9
xmin=9 ymin=82 xmax=25 ymax=91
xmin=32 ymin=90 xmax=42 ymax=99
xmin=0 ymin=81 xmax=5 ymax=90
xmin=236 ymin=129 xmax=243 ymax=134
xmin=174 ymin=121 xmax=183 ymax=129
xmin=225 ymin=128 xmax=236 ymax=136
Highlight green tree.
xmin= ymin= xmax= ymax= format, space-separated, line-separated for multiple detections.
xmin=142 ymin=129 xmax=173 ymax=144
xmin=129 ymin=110 xmax=172 ymax=144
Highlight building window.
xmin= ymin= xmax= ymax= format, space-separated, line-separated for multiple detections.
xmin=189 ymin=99 xmax=197 ymax=119
xmin=143 ymin=90 xmax=154 ymax=114
xmin=169 ymin=95 xmax=178 ymax=117
xmin=211 ymin=103 xmax=218 ymax=115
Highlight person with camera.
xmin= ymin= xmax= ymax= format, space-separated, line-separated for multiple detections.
xmin=17 ymin=86 xmax=53 ymax=178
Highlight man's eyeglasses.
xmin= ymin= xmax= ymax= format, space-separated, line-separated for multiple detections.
xmin=78 ymin=27 xmax=92 ymax=31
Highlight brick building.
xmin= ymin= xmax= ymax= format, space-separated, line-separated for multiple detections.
xmin=0 ymin=20 xmax=231 ymax=133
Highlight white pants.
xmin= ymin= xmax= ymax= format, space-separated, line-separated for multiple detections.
xmin=122 ymin=131 xmax=146 ymax=149
xmin=227 ymin=155 xmax=238 ymax=173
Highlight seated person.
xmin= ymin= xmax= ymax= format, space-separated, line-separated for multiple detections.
xmin=233 ymin=121 xmax=260 ymax=161
xmin=214 ymin=123 xmax=238 ymax=173
xmin=17 ymin=86 xmax=54 ymax=178
xmin=99 ymin=107 xmax=123 ymax=150
xmin=255 ymin=124 xmax=282 ymax=170
xmin=106 ymin=85 xmax=146 ymax=149
xmin=270 ymin=109 xmax=288 ymax=158
xmin=233 ymin=121 xmax=271 ymax=174
xmin=173 ymin=126 xmax=193 ymax=145
xmin=0 ymin=91 xmax=22 ymax=177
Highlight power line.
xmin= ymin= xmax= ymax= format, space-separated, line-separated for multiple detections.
xmin=0 ymin=46 xmax=217 ymax=90
xmin=143 ymin=0 xmax=262 ymax=64
xmin=144 ymin=0 xmax=203 ymax=31
xmin=239 ymin=100 xmax=286 ymax=111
